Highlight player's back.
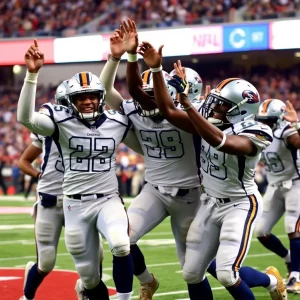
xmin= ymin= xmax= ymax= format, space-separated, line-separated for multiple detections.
xmin=201 ymin=119 xmax=273 ymax=198
xmin=121 ymin=100 xmax=202 ymax=189
xmin=31 ymin=133 xmax=64 ymax=196
xmin=262 ymin=121 xmax=300 ymax=184
xmin=41 ymin=103 xmax=131 ymax=195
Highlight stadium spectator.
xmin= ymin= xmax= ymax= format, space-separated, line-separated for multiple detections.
xmin=1 ymin=0 xmax=298 ymax=37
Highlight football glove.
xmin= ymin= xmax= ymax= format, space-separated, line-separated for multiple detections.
xmin=168 ymin=75 xmax=189 ymax=96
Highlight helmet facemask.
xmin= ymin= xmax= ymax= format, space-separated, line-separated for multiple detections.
xmin=203 ymin=93 xmax=241 ymax=127
xmin=68 ymin=91 xmax=105 ymax=121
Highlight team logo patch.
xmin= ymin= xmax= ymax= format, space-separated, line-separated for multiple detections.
xmin=242 ymin=90 xmax=259 ymax=104
xmin=255 ymin=134 xmax=272 ymax=142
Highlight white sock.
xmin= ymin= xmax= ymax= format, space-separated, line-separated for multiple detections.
xmin=289 ymin=271 xmax=300 ymax=281
xmin=266 ymin=274 xmax=278 ymax=291
xmin=117 ymin=291 xmax=132 ymax=300
xmin=136 ymin=269 xmax=153 ymax=284
xmin=284 ymin=250 xmax=291 ymax=263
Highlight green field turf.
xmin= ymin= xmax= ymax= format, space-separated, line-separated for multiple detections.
xmin=0 ymin=198 xmax=297 ymax=299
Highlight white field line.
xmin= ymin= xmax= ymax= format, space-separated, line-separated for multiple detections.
xmin=0 ymin=250 xmax=277 ymax=263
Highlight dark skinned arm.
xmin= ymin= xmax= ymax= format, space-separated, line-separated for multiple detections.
xmin=126 ymin=61 xmax=156 ymax=110
xmin=152 ymin=71 xmax=199 ymax=135
xmin=18 ymin=144 xmax=42 ymax=177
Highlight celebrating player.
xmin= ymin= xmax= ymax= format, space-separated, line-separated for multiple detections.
xmin=17 ymin=40 xmax=144 ymax=300
xmin=137 ymin=42 xmax=287 ymax=300
xmin=99 ymin=19 xmax=204 ymax=299
xmin=255 ymin=99 xmax=300 ymax=294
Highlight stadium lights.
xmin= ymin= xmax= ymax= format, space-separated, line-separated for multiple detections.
xmin=295 ymin=52 xmax=300 ymax=58
xmin=12 ymin=65 xmax=22 ymax=74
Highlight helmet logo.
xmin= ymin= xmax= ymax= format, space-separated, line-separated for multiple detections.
xmin=242 ymin=90 xmax=259 ymax=103
xmin=194 ymin=75 xmax=202 ymax=83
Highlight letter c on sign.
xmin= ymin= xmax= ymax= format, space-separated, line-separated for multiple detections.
xmin=229 ymin=28 xmax=246 ymax=49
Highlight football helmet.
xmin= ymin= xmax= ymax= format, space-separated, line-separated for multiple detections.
xmin=169 ymin=67 xmax=203 ymax=101
xmin=256 ymin=99 xmax=286 ymax=130
xmin=55 ymin=80 xmax=68 ymax=106
xmin=202 ymin=78 xmax=260 ymax=127
xmin=134 ymin=69 xmax=176 ymax=117
xmin=66 ymin=72 xmax=106 ymax=120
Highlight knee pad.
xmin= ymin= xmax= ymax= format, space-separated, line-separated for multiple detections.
xmin=254 ymin=223 xmax=269 ymax=237
xmin=182 ymin=269 xmax=204 ymax=284
xmin=216 ymin=270 xmax=238 ymax=287
xmin=35 ymin=220 xmax=57 ymax=273
xmin=285 ymin=210 xmax=299 ymax=234
xmin=38 ymin=245 xmax=56 ymax=273
xmin=77 ymin=262 xmax=100 ymax=289
xmin=65 ymin=228 xmax=85 ymax=255
xmin=112 ymin=244 xmax=130 ymax=257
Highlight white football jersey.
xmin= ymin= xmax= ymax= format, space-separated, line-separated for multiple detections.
xmin=121 ymin=99 xmax=203 ymax=188
xmin=201 ymin=119 xmax=273 ymax=198
xmin=31 ymin=133 xmax=64 ymax=195
xmin=261 ymin=122 xmax=300 ymax=184
xmin=40 ymin=103 xmax=131 ymax=195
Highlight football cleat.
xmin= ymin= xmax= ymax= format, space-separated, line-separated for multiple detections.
xmin=75 ymin=279 xmax=89 ymax=300
xmin=265 ymin=266 xmax=287 ymax=300
xmin=19 ymin=261 xmax=35 ymax=300
xmin=286 ymin=277 xmax=300 ymax=294
xmin=139 ymin=274 xmax=159 ymax=300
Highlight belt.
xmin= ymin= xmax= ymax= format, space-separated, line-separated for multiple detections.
xmin=153 ymin=186 xmax=190 ymax=197
xmin=215 ymin=197 xmax=231 ymax=204
xmin=67 ymin=193 xmax=105 ymax=200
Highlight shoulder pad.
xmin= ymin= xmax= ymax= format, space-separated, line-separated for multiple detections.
xmin=104 ymin=110 xmax=130 ymax=126
xmin=121 ymin=99 xmax=137 ymax=115
xmin=41 ymin=103 xmax=72 ymax=122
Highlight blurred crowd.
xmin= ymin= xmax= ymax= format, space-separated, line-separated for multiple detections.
xmin=0 ymin=0 xmax=299 ymax=37
xmin=0 ymin=66 xmax=299 ymax=196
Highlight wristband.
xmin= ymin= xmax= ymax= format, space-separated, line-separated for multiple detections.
xmin=292 ymin=120 xmax=300 ymax=131
xmin=214 ymin=133 xmax=226 ymax=150
xmin=127 ymin=53 xmax=138 ymax=62
xmin=183 ymin=105 xmax=192 ymax=111
xmin=25 ymin=71 xmax=38 ymax=84
xmin=150 ymin=65 xmax=163 ymax=73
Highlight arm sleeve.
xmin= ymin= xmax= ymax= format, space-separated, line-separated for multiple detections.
xmin=17 ymin=71 xmax=55 ymax=137
xmin=99 ymin=57 xmax=124 ymax=110
xmin=122 ymin=129 xmax=144 ymax=156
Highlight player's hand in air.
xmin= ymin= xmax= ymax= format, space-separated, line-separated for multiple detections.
xmin=168 ymin=60 xmax=190 ymax=104
xmin=110 ymin=29 xmax=125 ymax=59
xmin=138 ymin=41 xmax=163 ymax=68
xmin=282 ymin=100 xmax=298 ymax=123
xmin=24 ymin=39 xmax=44 ymax=73
xmin=120 ymin=18 xmax=139 ymax=54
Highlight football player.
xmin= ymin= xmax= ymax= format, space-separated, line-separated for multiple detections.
xmin=99 ymin=19 xmax=204 ymax=300
xmin=138 ymin=42 xmax=287 ymax=300
xmin=17 ymin=40 xmax=143 ymax=300
xmin=17 ymin=82 xmax=109 ymax=300
xmin=255 ymin=99 xmax=300 ymax=294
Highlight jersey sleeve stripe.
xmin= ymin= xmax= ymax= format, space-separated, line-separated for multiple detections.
xmin=240 ymin=129 xmax=273 ymax=142
xmin=216 ymin=78 xmax=240 ymax=91
xmin=121 ymin=119 xmax=133 ymax=142
xmin=232 ymin=194 xmax=258 ymax=274
xmin=40 ymin=136 xmax=52 ymax=173
xmin=57 ymin=116 xmax=76 ymax=123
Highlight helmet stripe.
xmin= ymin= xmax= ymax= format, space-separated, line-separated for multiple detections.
xmin=79 ymin=72 xmax=89 ymax=87
xmin=142 ymin=70 xmax=151 ymax=84
xmin=262 ymin=99 xmax=273 ymax=113
xmin=216 ymin=78 xmax=240 ymax=91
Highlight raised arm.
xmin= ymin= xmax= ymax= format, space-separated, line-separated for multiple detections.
xmin=99 ymin=30 xmax=125 ymax=110
xmin=137 ymin=41 xmax=198 ymax=134
xmin=283 ymin=100 xmax=300 ymax=148
xmin=121 ymin=19 xmax=156 ymax=110
xmin=17 ymin=40 xmax=55 ymax=136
